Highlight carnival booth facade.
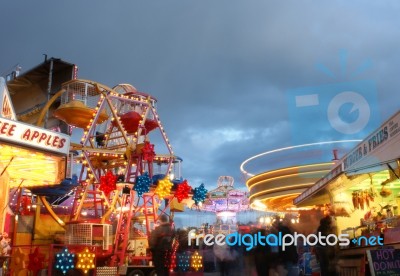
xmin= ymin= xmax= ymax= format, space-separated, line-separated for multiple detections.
xmin=294 ymin=110 xmax=400 ymax=275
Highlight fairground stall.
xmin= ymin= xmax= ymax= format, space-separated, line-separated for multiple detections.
xmin=1 ymin=59 xmax=76 ymax=276
xmin=294 ymin=110 xmax=400 ymax=275
xmin=0 ymin=59 xmax=204 ymax=276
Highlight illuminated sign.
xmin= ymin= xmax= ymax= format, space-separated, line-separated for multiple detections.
xmin=0 ymin=117 xmax=70 ymax=155
xmin=367 ymin=248 xmax=400 ymax=276
xmin=341 ymin=110 xmax=400 ymax=172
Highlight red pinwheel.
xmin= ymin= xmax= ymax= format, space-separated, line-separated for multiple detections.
xmin=175 ymin=180 xmax=192 ymax=203
xmin=28 ymin=247 xmax=45 ymax=275
xmin=99 ymin=171 xmax=117 ymax=196
xmin=142 ymin=141 xmax=155 ymax=162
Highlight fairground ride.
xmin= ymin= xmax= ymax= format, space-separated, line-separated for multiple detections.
xmin=200 ymin=176 xmax=249 ymax=234
xmin=1 ymin=74 xmax=197 ymax=275
xmin=36 ymin=79 xmax=186 ymax=266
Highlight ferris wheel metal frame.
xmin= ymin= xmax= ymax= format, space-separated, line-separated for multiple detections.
xmin=35 ymin=80 xmax=182 ymax=265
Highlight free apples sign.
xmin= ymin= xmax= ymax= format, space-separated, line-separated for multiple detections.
xmin=0 ymin=117 xmax=70 ymax=155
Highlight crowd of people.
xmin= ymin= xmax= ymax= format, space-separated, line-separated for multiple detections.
xmin=209 ymin=217 xmax=300 ymax=276
xmin=148 ymin=214 xmax=337 ymax=276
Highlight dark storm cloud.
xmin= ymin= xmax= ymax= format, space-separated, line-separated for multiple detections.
xmin=2 ymin=0 xmax=400 ymax=196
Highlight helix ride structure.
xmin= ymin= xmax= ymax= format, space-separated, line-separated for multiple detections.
xmin=240 ymin=141 xmax=361 ymax=212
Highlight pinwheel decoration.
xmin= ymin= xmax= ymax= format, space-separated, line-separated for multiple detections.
xmin=175 ymin=180 xmax=192 ymax=203
xmin=55 ymin=247 xmax=75 ymax=275
xmin=134 ymin=172 xmax=152 ymax=196
xmin=28 ymin=247 xmax=45 ymax=275
xmin=99 ymin=171 xmax=117 ymax=196
xmin=142 ymin=141 xmax=155 ymax=162
xmin=191 ymin=251 xmax=203 ymax=271
xmin=9 ymin=247 xmax=26 ymax=275
xmin=192 ymin=183 xmax=207 ymax=205
xmin=76 ymin=248 xmax=96 ymax=274
xmin=155 ymin=177 xmax=173 ymax=199
xmin=177 ymin=252 xmax=191 ymax=272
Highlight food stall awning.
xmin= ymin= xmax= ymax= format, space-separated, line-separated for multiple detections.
xmin=294 ymin=170 xmax=373 ymax=207
xmin=294 ymin=164 xmax=343 ymax=207
xmin=294 ymin=110 xmax=400 ymax=207
xmin=345 ymin=160 xmax=399 ymax=176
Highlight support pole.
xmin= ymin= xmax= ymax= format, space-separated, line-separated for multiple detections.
xmin=44 ymin=58 xmax=54 ymax=129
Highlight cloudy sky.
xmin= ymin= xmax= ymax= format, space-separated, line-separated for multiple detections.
xmin=2 ymin=1 xmax=400 ymax=213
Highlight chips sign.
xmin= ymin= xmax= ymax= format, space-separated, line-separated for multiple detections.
xmin=341 ymin=111 xmax=400 ymax=173
xmin=367 ymin=248 xmax=400 ymax=276
xmin=0 ymin=117 xmax=70 ymax=155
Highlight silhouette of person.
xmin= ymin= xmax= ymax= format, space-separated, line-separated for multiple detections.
xmin=273 ymin=217 xmax=299 ymax=276
xmin=315 ymin=215 xmax=336 ymax=276
xmin=149 ymin=214 xmax=174 ymax=276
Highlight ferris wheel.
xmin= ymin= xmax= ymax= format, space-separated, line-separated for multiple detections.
xmin=35 ymin=79 xmax=183 ymax=265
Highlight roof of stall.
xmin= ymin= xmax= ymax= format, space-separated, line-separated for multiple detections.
xmin=6 ymin=58 xmax=75 ymax=94
xmin=5 ymin=58 xmax=76 ymax=126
